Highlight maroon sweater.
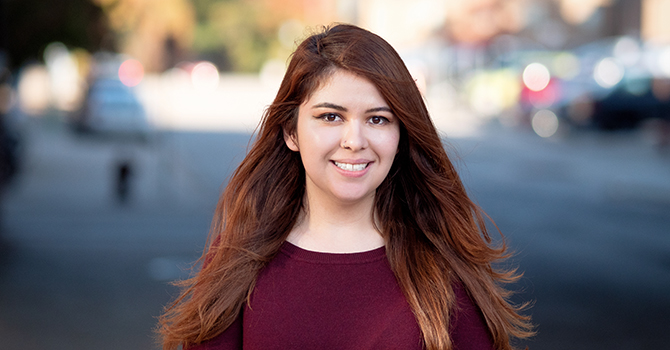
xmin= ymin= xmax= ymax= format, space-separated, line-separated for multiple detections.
xmin=190 ymin=242 xmax=494 ymax=350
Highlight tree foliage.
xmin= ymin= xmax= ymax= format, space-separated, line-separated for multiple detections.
xmin=192 ymin=0 xmax=281 ymax=72
xmin=1 ymin=0 xmax=290 ymax=73
xmin=1 ymin=0 xmax=108 ymax=69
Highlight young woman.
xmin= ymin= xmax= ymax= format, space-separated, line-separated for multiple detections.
xmin=158 ymin=24 xmax=534 ymax=350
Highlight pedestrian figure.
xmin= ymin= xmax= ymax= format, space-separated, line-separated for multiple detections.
xmin=115 ymin=159 xmax=132 ymax=204
xmin=158 ymin=24 xmax=534 ymax=350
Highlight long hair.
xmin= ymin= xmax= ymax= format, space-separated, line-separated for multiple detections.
xmin=158 ymin=24 xmax=533 ymax=350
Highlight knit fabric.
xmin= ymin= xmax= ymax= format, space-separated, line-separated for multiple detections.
xmin=189 ymin=241 xmax=494 ymax=350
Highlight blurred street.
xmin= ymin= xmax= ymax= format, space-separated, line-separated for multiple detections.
xmin=0 ymin=116 xmax=251 ymax=349
xmin=1 ymin=110 xmax=669 ymax=349
xmin=455 ymin=126 xmax=670 ymax=349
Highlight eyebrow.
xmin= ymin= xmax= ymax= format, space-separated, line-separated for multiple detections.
xmin=312 ymin=102 xmax=392 ymax=114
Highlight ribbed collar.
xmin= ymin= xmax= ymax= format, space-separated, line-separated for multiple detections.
xmin=280 ymin=241 xmax=387 ymax=264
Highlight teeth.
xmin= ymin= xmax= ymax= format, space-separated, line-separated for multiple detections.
xmin=334 ymin=162 xmax=367 ymax=171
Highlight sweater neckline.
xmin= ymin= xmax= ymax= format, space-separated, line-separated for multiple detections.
xmin=280 ymin=241 xmax=387 ymax=264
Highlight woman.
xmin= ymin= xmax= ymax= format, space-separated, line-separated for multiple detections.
xmin=158 ymin=24 xmax=534 ymax=350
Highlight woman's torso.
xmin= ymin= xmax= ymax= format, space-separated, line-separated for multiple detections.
xmin=191 ymin=241 xmax=493 ymax=350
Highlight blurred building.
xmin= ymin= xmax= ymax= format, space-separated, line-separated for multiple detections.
xmin=94 ymin=0 xmax=196 ymax=73
xmin=90 ymin=0 xmax=670 ymax=74
xmin=317 ymin=0 xmax=665 ymax=49
xmin=642 ymin=0 xmax=670 ymax=44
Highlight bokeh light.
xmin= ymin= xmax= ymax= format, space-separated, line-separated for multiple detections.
xmin=552 ymin=52 xmax=580 ymax=80
xmin=467 ymin=69 xmax=520 ymax=118
xmin=594 ymin=57 xmax=623 ymax=88
xmin=44 ymin=42 xmax=82 ymax=111
xmin=566 ymin=95 xmax=595 ymax=125
xmin=278 ymin=19 xmax=305 ymax=50
xmin=190 ymin=61 xmax=220 ymax=91
xmin=523 ymin=63 xmax=551 ymax=91
xmin=17 ymin=65 xmax=51 ymax=115
xmin=613 ymin=36 xmax=641 ymax=67
xmin=118 ymin=59 xmax=144 ymax=87
xmin=260 ymin=59 xmax=286 ymax=89
xmin=531 ymin=109 xmax=560 ymax=138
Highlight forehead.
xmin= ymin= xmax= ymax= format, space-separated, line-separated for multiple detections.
xmin=302 ymin=69 xmax=388 ymax=108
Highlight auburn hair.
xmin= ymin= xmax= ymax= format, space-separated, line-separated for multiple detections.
xmin=158 ymin=23 xmax=533 ymax=350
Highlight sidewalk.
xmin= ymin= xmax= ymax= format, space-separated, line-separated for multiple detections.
xmin=0 ymin=118 xmax=222 ymax=350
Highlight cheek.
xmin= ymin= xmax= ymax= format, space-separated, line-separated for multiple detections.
xmin=373 ymin=131 xmax=400 ymax=158
xmin=300 ymin=125 xmax=339 ymax=148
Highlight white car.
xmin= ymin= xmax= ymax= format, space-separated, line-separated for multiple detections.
xmin=77 ymin=78 xmax=151 ymax=139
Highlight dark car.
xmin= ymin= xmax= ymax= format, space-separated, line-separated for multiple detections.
xmin=588 ymin=75 xmax=670 ymax=130
xmin=554 ymin=37 xmax=670 ymax=130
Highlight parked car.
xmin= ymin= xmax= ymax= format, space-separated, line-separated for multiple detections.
xmin=473 ymin=36 xmax=670 ymax=131
xmin=553 ymin=36 xmax=670 ymax=130
xmin=74 ymin=78 xmax=151 ymax=140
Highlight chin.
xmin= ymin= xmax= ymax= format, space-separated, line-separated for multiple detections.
xmin=331 ymin=191 xmax=376 ymax=204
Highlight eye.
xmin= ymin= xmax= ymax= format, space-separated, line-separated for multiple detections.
xmin=369 ymin=116 xmax=389 ymax=125
xmin=317 ymin=113 xmax=342 ymax=122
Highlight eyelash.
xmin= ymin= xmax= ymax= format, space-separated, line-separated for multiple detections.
xmin=369 ymin=116 xmax=390 ymax=125
xmin=316 ymin=113 xmax=341 ymax=122
xmin=315 ymin=113 xmax=391 ymax=125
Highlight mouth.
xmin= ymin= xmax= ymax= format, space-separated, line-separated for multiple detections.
xmin=333 ymin=161 xmax=370 ymax=172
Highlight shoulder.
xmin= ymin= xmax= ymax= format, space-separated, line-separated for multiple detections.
xmin=184 ymin=314 xmax=243 ymax=350
xmin=450 ymin=282 xmax=495 ymax=350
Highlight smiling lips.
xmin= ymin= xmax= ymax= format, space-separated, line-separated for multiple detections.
xmin=333 ymin=161 xmax=370 ymax=172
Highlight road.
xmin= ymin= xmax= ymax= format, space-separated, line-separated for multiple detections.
xmin=1 ymin=114 xmax=669 ymax=349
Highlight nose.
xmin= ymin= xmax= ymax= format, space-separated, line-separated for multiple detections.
xmin=341 ymin=121 xmax=367 ymax=151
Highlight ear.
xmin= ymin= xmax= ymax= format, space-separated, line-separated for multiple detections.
xmin=283 ymin=129 xmax=299 ymax=152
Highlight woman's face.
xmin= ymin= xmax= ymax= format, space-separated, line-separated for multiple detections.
xmin=285 ymin=69 xmax=400 ymax=206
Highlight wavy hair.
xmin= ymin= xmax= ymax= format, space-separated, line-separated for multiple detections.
xmin=158 ymin=23 xmax=533 ymax=350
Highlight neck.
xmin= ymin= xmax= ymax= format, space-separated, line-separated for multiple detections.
xmin=287 ymin=192 xmax=384 ymax=253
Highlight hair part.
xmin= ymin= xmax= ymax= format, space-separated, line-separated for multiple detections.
xmin=158 ymin=23 xmax=533 ymax=350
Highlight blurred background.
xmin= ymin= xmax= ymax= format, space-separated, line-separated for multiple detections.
xmin=0 ymin=0 xmax=669 ymax=349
